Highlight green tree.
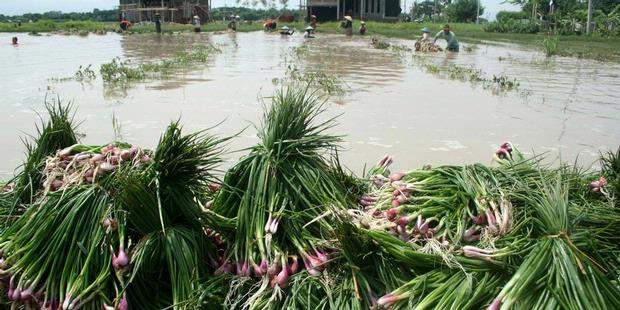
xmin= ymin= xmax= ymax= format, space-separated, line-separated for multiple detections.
xmin=444 ymin=0 xmax=484 ymax=22
xmin=410 ymin=0 xmax=441 ymax=19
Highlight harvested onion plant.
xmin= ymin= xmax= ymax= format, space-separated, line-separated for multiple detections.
xmin=340 ymin=144 xmax=620 ymax=309
xmin=206 ymin=86 xmax=355 ymax=308
xmin=1 ymin=86 xmax=620 ymax=309
xmin=0 ymin=106 xmax=227 ymax=309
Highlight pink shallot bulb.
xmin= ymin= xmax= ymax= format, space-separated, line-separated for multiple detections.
xmin=118 ymin=295 xmax=128 ymax=310
xmin=112 ymin=246 xmax=129 ymax=270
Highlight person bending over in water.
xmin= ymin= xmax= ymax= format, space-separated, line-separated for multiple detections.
xmin=264 ymin=19 xmax=277 ymax=31
xmin=433 ymin=24 xmax=459 ymax=52
xmin=280 ymin=26 xmax=294 ymax=35
xmin=119 ymin=18 xmax=131 ymax=32
xmin=419 ymin=27 xmax=431 ymax=42
xmin=12 ymin=37 xmax=18 ymax=45
xmin=304 ymin=26 xmax=315 ymax=38
xmin=359 ymin=21 xmax=367 ymax=35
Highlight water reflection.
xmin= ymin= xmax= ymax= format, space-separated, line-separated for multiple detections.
xmin=301 ymin=37 xmax=407 ymax=89
xmin=97 ymin=33 xmax=220 ymax=99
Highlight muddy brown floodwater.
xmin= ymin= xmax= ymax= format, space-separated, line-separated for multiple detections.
xmin=1 ymin=31 xmax=619 ymax=177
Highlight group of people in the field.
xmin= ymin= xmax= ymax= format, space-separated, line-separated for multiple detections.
xmin=111 ymin=12 xmax=459 ymax=52
xmin=270 ymin=15 xmax=459 ymax=52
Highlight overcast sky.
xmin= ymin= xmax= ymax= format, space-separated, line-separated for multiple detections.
xmin=0 ymin=0 xmax=520 ymax=20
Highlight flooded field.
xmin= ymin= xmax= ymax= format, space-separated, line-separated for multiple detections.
xmin=1 ymin=31 xmax=619 ymax=177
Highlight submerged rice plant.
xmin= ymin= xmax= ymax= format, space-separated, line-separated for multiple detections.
xmin=541 ymin=35 xmax=560 ymax=57
xmin=279 ymin=48 xmax=349 ymax=96
xmin=99 ymin=44 xmax=220 ymax=84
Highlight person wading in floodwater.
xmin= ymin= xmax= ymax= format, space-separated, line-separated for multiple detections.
xmin=433 ymin=24 xmax=459 ymax=52
xmin=310 ymin=15 xmax=317 ymax=31
xmin=228 ymin=15 xmax=237 ymax=32
xmin=120 ymin=18 xmax=131 ymax=32
xmin=193 ymin=15 xmax=202 ymax=32
xmin=304 ymin=26 xmax=315 ymax=38
xmin=415 ymin=27 xmax=442 ymax=52
xmin=11 ymin=37 xmax=18 ymax=45
xmin=280 ymin=26 xmax=294 ymax=36
xmin=154 ymin=13 xmax=162 ymax=33
xmin=359 ymin=21 xmax=367 ymax=35
xmin=342 ymin=16 xmax=353 ymax=36
xmin=264 ymin=19 xmax=277 ymax=31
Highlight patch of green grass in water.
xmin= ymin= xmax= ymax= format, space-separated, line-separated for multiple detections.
xmin=99 ymin=44 xmax=220 ymax=84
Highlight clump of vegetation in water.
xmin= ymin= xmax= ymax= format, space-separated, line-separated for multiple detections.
xmin=279 ymin=64 xmax=349 ymax=96
xmin=541 ymin=35 xmax=559 ymax=57
xmin=74 ymin=65 xmax=96 ymax=81
xmin=447 ymin=65 xmax=484 ymax=82
xmin=413 ymin=54 xmax=520 ymax=93
xmin=292 ymin=44 xmax=310 ymax=58
xmin=424 ymin=63 xmax=440 ymax=74
xmin=371 ymin=37 xmax=391 ymax=49
xmin=277 ymin=47 xmax=349 ymax=96
xmin=99 ymin=44 xmax=220 ymax=84
xmin=371 ymin=37 xmax=411 ymax=52
xmin=462 ymin=44 xmax=477 ymax=52
xmin=100 ymin=58 xmax=146 ymax=83
xmin=491 ymin=74 xmax=519 ymax=90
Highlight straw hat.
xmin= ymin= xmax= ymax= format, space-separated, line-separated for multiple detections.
xmin=361 ymin=21 xmax=366 ymax=24
xmin=421 ymin=27 xmax=430 ymax=33
xmin=305 ymin=26 xmax=314 ymax=31
xmin=281 ymin=26 xmax=290 ymax=31
xmin=344 ymin=16 xmax=352 ymax=21
xmin=194 ymin=15 xmax=199 ymax=19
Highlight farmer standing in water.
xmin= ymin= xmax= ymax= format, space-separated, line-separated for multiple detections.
xmin=342 ymin=16 xmax=353 ymax=36
xmin=433 ymin=24 xmax=459 ymax=52
xmin=120 ymin=18 xmax=131 ymax=32
xmin=154 ymin=13 xmax=162 ymax=33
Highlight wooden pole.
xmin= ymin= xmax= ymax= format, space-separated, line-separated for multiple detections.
xmin=586 ymin=0 xmax=593 ymax=35
xmin=476 ymin=0 xmax=480 ymax=24
xmin=361 ymin=0 xmax=365 ymax=19
xmin=337 ymin=0 xmax=340 ymax=19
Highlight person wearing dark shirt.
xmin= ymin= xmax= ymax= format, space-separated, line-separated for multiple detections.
xmin=359 ymin=21 xmax=367 ymax=35
xmin=154 ymin=13 xmax=162 ymax=33
xmin=120 ymin=19 xmax=131 ymax=32
xmin=434 ymin=24 xmax=460 ymax=52
xmin=310 ymin=15 xmax=317 ymax=31
xmin=342 ymin=16 xmax=353 ymax=36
